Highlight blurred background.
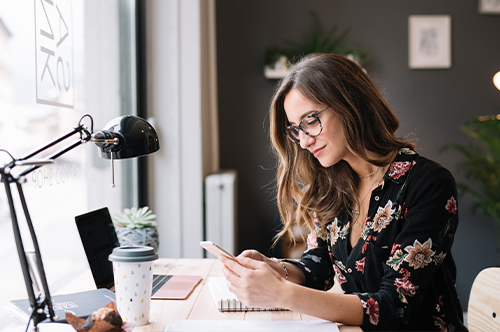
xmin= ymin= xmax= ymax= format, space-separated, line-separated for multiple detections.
xmin=215 ymin=0 xmax=500 ymax=311
xmin=0 ymin=1 xmax=498 ymax=327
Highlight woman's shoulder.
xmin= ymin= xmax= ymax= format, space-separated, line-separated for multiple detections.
xmin=414 ymin=155 xmax=454 ymax=179
xmin=390 ymin=148 xmax=455 ymax=185
xmin=393 ymin=150 xmax=455 ymax=185
xmin=394 ymin=148 xmax=451 ymax=172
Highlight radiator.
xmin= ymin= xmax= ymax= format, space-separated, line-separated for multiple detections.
xmin=204 ymin=170 xmax=238 ymax=256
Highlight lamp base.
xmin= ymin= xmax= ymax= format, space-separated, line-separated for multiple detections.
xmin=5 ymin=323 xmax=75 ymax=332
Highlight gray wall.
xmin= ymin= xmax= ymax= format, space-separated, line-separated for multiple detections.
xmin=216 ymin=0 xmax=500 ymax=310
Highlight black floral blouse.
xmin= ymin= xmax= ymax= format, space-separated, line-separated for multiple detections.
xmin=285 ymin=148 xmax=467 ymax=331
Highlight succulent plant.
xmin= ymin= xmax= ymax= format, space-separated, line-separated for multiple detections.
xmin=112 ymin=206 xmax=157 ymax=229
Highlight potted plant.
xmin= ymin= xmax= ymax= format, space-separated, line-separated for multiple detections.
xmin=444 ymin=115 xmax=500 ymax=247
xmin=264 ymin=11 xmax=370 ymax=78
xmin=112 ymin=206 xmax=159 ymax=253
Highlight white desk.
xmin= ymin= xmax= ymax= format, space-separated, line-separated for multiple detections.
xmin=3 ymin=259 xmax=362 ymax=332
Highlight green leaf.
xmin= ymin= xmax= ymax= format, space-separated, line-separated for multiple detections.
xmin=444 ymin=116 xmax=500 ymax=243
xmin=270 ymin=11 xmax=369 ymax=67
xmin=112 ymin=206 xmax=157 ymax=229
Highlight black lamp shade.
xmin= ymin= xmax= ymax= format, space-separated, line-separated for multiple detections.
xmin=94 ymin=115 xmax=160 ymax=159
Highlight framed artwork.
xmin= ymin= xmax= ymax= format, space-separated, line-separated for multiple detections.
xmin=479 ymin=0 xmax=500 ymax=14
xmin=408 ymin=15 xmax=451 ymax=69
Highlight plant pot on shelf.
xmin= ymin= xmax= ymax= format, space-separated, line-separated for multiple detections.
xmin=112 ymin=206 xmax=159 ymax=253
xmin=264 ymin=55 xmax=290 ymax=79
xmin=263 ymin=12 xmax=370 ymax=79
xmin=115 ymin=226 xmax=159 ymax=253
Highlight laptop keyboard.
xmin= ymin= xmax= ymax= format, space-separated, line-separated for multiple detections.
xmin=152 ymin=274 xmax=173 ymax=296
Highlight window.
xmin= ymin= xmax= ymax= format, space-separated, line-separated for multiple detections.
xmin=0 ymin=0 xmax=137 ymax=325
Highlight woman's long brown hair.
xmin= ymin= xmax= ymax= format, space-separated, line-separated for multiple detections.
xmin=269 ymin=53 xmax=415 ymax=244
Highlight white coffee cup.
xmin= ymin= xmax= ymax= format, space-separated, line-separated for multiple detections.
xmin=108 ymin=246 xmax=158 ymax=326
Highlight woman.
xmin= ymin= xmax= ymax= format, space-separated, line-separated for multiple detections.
xmin=221 ymin=53 xmax=467 ymax=331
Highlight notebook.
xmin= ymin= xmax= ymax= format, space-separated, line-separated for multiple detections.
xmin=207 ymin=277 xmax=287 ymax=312
xmin=75 ymin=207 xmax=202 ymax=300
xmin=9 ymin=289 xmax=116 ymax=324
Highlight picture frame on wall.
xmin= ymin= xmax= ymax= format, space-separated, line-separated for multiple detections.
xmin=479 ymin=0 xmax=500 ymax=14
xmin=408 ymin=15 xmax=451 ymax=69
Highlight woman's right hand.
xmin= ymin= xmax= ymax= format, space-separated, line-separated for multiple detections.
xmin=238 ymin=250 xmax=289 ymax=279
xmin=237 ymin=249 xmax=268 ymax=262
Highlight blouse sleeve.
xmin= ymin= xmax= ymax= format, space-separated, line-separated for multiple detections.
xmin=282 ymin=224 xmax=335 ymax=291
xmin=356 ymin=164 xmax=459 ymax=331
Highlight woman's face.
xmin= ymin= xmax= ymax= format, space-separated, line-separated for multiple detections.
xmin=284 ymin=89 xmax=350 ymax=168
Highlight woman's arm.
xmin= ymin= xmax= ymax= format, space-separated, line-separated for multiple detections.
xmin=220 ymin=255 xmax=364 ymax=325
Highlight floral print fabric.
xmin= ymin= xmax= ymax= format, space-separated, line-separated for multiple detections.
xmin=284 ymin=149 xmax=467 ymax=331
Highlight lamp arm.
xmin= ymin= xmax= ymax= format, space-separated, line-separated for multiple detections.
xmin=18 ymin=138 xmax=87 ymax=180
xmin=18 ymin=125 xmax=91 ymax=162
xmin=0 ymin=115 xmax=94 ymax=328
xmin=1 ymin=178 xmax=49 ymax=326
xmin=17 ymin=181 xmax=56 ymax=323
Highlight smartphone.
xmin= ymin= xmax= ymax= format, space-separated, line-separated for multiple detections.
xmin=200 ymin=241 xmax=236 ymax=261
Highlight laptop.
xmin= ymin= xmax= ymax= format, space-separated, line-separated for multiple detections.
xmin=75 ymin=207 xmax=202 ymax=300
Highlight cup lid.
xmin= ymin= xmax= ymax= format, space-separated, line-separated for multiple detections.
xmin=108 ymin=246 xmax=158 ymax=263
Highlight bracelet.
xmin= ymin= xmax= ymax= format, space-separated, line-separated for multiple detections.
xmin=272 ymin=258 xmax=288 ymax=280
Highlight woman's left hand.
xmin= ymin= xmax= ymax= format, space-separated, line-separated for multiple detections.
xmin=221 ymin=255 xmax=287 ymax=309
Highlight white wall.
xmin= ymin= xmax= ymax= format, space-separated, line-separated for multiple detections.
xmin=147 ymin=0 xmax=218 ymax=258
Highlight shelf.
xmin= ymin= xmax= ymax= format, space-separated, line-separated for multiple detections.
xmin=264 ymin=66 xmax=288 ymax=79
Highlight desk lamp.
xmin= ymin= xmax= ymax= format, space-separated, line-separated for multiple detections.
xmin=0 ymin=114 xmax=159 ymax=331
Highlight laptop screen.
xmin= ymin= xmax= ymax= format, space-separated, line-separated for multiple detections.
xmin=75 ymin=207 xmax=119 ymax=289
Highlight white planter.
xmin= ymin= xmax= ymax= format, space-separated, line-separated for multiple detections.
xmin=115 ymin=226 xmax=159 ymax=253
xmin=264 ymin=55 xmax=289 ymax=79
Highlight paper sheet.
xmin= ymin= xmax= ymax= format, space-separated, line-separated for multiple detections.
xmin=164 ymin=319 xmax=341 ymax=332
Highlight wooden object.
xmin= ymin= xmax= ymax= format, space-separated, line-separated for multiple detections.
xmin=468 ymin=267 xmax=500 ymax=332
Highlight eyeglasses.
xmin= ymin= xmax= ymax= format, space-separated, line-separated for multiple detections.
xmin=283 ymin=107 xmax=328 ymax=144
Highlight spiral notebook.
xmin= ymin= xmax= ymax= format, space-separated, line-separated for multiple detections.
xmin=207 ymin=277 xmax=287 ymax=312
